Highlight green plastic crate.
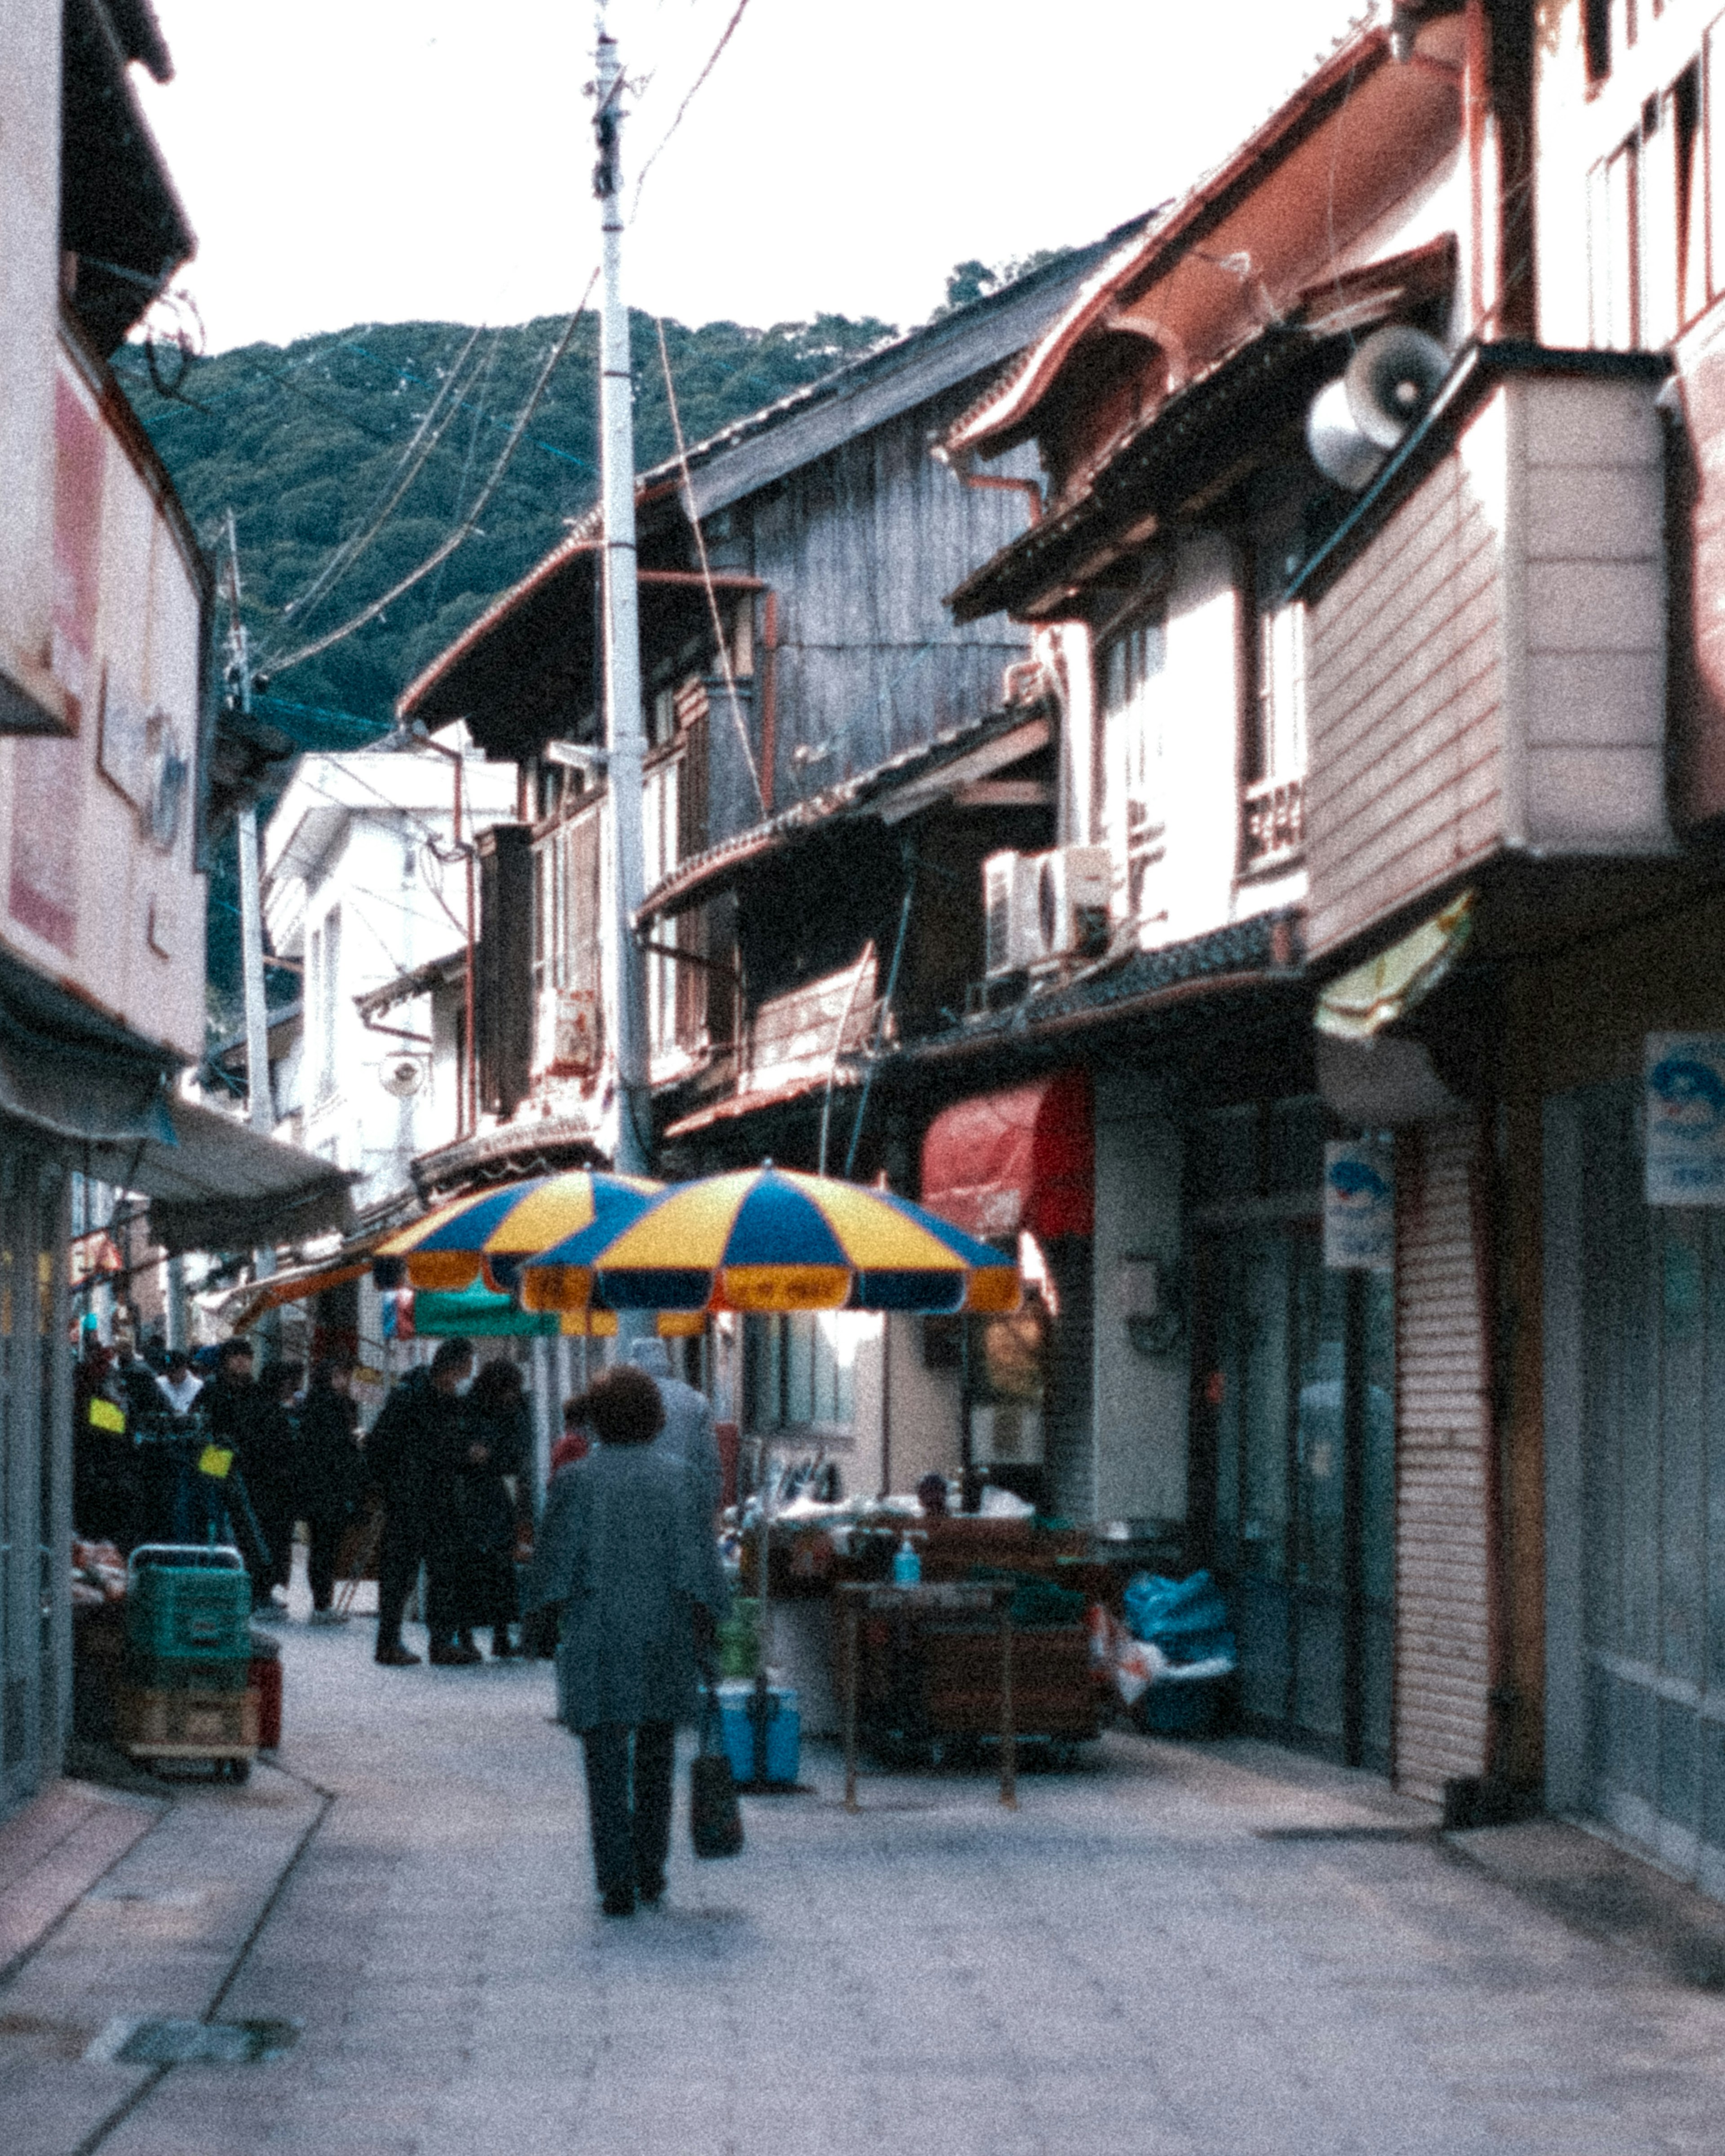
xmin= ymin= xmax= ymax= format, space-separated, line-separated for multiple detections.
xmin=125 ymin=1546 xmax=252 ymax=1662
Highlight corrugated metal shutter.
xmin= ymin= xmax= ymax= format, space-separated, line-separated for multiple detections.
xmin=1393 ymin=1113 xmax=1492 ymax=1801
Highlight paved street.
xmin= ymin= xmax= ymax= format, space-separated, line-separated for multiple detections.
xmin=7 ymin=1582 xmax=1725 ymax=2156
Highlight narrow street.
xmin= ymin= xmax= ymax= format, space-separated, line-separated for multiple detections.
xmin=7 ymin=1584 xmax=1725 ymax=2156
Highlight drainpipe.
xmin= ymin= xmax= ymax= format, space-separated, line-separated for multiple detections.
xmin=759 ymin=592 xmax=779 ymax=813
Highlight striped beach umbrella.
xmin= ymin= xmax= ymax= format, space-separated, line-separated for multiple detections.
xmin=372 ymin=1170 xmax=663 ymax=1293
xmin=519 ymin=1165 xmax=1021 ymax=1317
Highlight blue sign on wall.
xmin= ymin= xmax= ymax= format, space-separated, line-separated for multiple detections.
xmin=1645 ymin=1034 xmax=1725 ymax=1206
xmin=1323 ymin=1139 xmax=1395 ymax=1272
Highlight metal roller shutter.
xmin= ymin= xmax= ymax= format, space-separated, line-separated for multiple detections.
xmin=1393 ymin=1113 xmax=1493 ymax=1801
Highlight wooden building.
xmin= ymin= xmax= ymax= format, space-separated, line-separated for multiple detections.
xmin=396 ymin=230 xmax=1146 ymax=1489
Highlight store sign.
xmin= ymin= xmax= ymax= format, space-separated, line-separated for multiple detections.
xmin=1645 ymin=1034 xmax=1725 ymax=1206
xmin=1323 ymin=1139 xmax=1395 ymax=1272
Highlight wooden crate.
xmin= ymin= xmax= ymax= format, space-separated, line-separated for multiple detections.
xmin=115 ymin=1685 xmax=258 ymax=1759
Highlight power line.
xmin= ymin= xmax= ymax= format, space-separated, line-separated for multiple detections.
xmin=273 ymin=324 xmax=486 ymax=636
xmin=264 ymin=271 xmax=600 ymax=680
xmin=653 ymin=313 xmax=764 ymax=814
xmin=630 ymin=0 xmax=756 ymax=224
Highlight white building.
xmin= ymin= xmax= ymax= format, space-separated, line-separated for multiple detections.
xmin=261 ymin=736 xmax=518 ymax=1213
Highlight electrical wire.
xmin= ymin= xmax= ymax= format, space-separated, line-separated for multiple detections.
xmin=653 ymin=314 xmax=765 ymax=813
xmin=273 ymin=324 xmax=486 ymax=635
xmin=265 ymin=270 xmax=600 ymax=680
xmin=629 ymin=0 xmax=755 ymax=224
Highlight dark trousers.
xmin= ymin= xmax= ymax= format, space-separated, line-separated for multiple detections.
xmin=375 ymin=1508 xmax=459 ymax=1648
xmin=580 ymin=1721 xmax=675 ymax=1896
xmin=305 ymin=1508 xmax=349 ymax=1613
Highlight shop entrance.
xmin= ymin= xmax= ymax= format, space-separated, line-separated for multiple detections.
xmin=1193 ymin=1220 xmax=1395 ymax=1770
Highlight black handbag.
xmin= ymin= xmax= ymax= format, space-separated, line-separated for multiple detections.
xmin=690 ymin=1674 xmax=744 ymax=1860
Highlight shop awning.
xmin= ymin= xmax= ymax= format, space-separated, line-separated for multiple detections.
xmin=225 ymin=1236 xmax=389 ymax=1330
xmin=1314 ymin=890 xmax=1475 ymax=1041
xmin=920 ymin=1069 xmax=1094 ymax=1242
xmin=84 ymin=1098 xmax=356 ymax=1256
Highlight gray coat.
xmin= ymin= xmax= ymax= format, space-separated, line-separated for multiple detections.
xmin=649 ymin=1373 xmax=724 ymax=1521
xmin=526 ymin=1442 xmax=728 ymax=1732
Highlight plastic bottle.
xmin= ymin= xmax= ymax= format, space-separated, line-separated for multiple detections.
xmin=892 ymin=1533 xmax=922 ymax=1587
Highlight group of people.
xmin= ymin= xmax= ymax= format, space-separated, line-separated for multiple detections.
xmin=75 ymin=1321 xmax=736 ymax=1919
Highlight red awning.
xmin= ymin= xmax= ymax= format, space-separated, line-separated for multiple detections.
xmin=920 ymin=1069 xmax=1094 ymax=1242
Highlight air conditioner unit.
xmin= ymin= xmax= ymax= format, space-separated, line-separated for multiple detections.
xmin=983 ymin=850 xmax=1039 ymax=977
xmin=1031 ymin=845 xmax=1111 ymax=963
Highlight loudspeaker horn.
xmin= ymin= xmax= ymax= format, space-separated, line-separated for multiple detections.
xmin=380 ymin=1056 xmax=425 ymax=1098
xmin=1306 ymin=377 xmax=1388 ymax=492
xmin=1305 ymin=324 xmax=1451 ymax=492
xmin=1342 ymin=323 xmax=1450 ymax=449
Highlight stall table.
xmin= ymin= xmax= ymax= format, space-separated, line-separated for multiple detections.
xmin=837 ymin=1580 xmax=1019 ymax=1811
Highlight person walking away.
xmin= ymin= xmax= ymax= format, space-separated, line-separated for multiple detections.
xmin=525 ymin=1367 xmax=729 ymax=1917
xmin=244 ymin=1360 xmax=304 ymax=1616
xmin=365 ymin=1337 xmax=476 ymax=1667
xmin=299 ymin=1360 xmax=363 ymax=1624
xmin=460 ymin=1360 xmax=532 ymax=1658
xmin=625 ymin=1338 xmax=723 ymax=1524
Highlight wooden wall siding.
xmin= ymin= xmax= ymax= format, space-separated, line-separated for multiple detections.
xmin=1305 ymin=444 xmax=1505 ymax=962
xmin=741 ymin=952 xmax=880 ymax=1099
xmin=730 ymin=378 xmax=1037 ymax=839
xmin=1306 ymin=374 xmax=1670 ymax=962
xmin=1394 ymin=1113 xmax=1493 ymax=1802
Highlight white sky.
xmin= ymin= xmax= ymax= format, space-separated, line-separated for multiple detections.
xmin=137 ymin=0 xmax=1375 ymax=353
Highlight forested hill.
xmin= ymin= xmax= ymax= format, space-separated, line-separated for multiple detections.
xmin=112 ymin=309 xmax=898 ymax=735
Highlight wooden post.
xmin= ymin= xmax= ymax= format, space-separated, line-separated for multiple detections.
xmin=999 ymin=1593 xmax=1017 ymax=1810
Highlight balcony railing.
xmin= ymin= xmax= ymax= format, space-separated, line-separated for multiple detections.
xmin=1242 ymin=774 xmax=1305 ymax=871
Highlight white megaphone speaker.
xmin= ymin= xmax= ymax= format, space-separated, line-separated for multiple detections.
xmin=1305 ymin=324 xmax=1450 ymax=491
xmin=380 ymin=1056 xmax=425 ymax=1098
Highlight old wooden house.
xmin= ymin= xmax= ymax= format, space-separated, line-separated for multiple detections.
xmin=395 ymin=228 xmax=1147 ymax=1489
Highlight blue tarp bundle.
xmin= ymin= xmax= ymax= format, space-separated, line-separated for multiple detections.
xmin=1122 ymin=1569 xmax=1235 ymax=1668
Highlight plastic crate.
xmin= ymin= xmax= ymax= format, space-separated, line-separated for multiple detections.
xmin=124 ymin=1545 xmax=252 ymax=1662
xmin=1136 ymin=1674 xmax=1225 ymax=1738
xmin=717 ymin=1680 xmax=799 ymax=1784
xmin=115 ymin=1685 xmax=259 ymax=1758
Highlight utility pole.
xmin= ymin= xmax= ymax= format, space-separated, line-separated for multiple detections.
xmin=593 ymin=21 xmax=650 ymax=1177
xmin=223 ymin=512 xmax=273 ymax=1139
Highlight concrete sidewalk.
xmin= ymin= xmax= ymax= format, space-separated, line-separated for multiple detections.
xmin=5 ymin=1586 xmax=1725 ymax=2156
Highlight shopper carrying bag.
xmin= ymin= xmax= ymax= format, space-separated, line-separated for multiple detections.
xmin=524 ymin=1366 xmax=730 ymax=1917
xmin=690 ymin=1668 xmax=744 ymax=1860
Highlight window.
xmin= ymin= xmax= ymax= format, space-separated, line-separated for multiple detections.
xmin=1258 ymin=603 xmax=1307 ymax=789
xmin=1585 ymin=0 xmax=1611 ymax=84
xmin=1100 ymin=610 xmax=1167 ymax=923
xmin=744 ymin=1311 xmax=864 ymax=1440
xmin=1590 ymin=52 xmax=1716 ymax=349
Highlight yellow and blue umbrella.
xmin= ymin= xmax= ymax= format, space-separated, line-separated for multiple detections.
xmin=373 ymin=1170 xmax=662 ymax=1293
xmin=519 ymin=1166 xmax=1020 ymax=1317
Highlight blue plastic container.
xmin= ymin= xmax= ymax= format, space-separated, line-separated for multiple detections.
xmin=1137 ymin=1674 xmax=1225 ymax=1738
xmin=717 ymin=1679 xmax=800 ymax=1785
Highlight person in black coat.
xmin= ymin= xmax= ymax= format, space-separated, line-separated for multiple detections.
xmin=202 ymin=1339 xmax=279 ymax=1608
xmin=246 ymin=1361 xmax=304 ymax=1612
xmin=299 ymin=1360 xmax=363 ymax=1623
xmin=460 ymin=1359 xmax=532 ymax=1659
xmin=364 ymin=1336 xmax=475 ymax=1666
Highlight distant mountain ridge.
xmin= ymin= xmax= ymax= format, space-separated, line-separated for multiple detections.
xmin=113 ymin=308 xmax=899 ymax=735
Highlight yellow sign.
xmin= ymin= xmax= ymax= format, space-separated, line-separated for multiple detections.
xmin=197 ymin=1445 xmax=234 ymax=1480
xmin=87 ymin=1397 xmax=125 ymax=1434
